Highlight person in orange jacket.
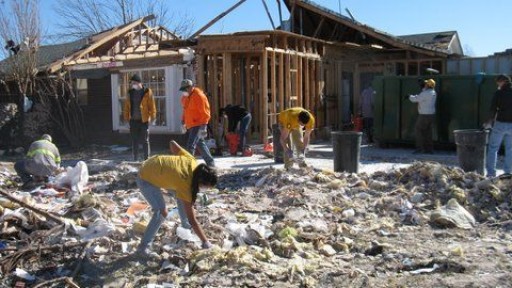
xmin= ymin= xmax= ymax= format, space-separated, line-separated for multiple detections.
xmin=123 ymin=74 xmax=156 ymax=161
xmin=180 ymin=79 xmax=215 ymax=167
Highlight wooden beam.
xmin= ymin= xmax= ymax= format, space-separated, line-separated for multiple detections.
xmin=270 ymin=50 xmax=277 ymax=124
xmin=261 ymin=0 xmax=276 ymax=30
xmin=278 ymin=53 xmax=284 ymax=113
xmin=48 ymin=15 xmax=155 ymax=73
xmin=223 ymin=53 xmax=233 ymax=104
xmin=297 ymin=55 xmax=302 ymax=107
xmin=294 ymin=0 xmax=449 ymax=57
xmin=313 ymin=16 xmax=325 ymax=38
xmin=245 ymin=56 xmax=251 ymax=113
xmin=305 ymin=58 xmax=310 ymax=109
xmin=290 ymin=3 xmax=296 ymax=33
xmin=261 ymin=50 xmax=269 ymax=144
xmin=285 ymin=54 xmax=291 ymax=109
xmin=189 ymin=0 xmax=247 ymax=39
xmin=264 ymin=47 xmax=321 ymax=60
xmin=212 ymin=55 xmax=219 ymax=138
xmin=329 ymin=23 xmax=338 ymax=41
xmin=197 ymin=54 xmax=205 ymax=89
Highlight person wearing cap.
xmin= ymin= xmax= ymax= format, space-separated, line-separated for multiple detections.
xmin=278 ymin=107 xmax=315 ymax=169
xmin=409 ymin=79 xmax=437 ymax=154
xmin=179 ymin=79 xmax=215 ymax=167
xmin=123 ymin=74 xmax=156 ymax=161
xmin=485 ymin=74 xmax=512 ymax=178
xmin=14 ymin=134 xmax=61 ymax=188
xmin=219 ymin=104 xmax=252 ymax=154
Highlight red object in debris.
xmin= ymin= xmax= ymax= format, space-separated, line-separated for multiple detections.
xmin=225 ymin=133 xmax=240 ymax=155
xmin=352 ymin=115 xmax=363 ymax=132
xmin=243 ymin=147 xmax=253 ymax=157
xmin=264 ymin=143 xmax=273 ymax=153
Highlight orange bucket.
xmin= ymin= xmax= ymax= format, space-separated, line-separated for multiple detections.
xmin=226 ymin=133 xmax=240 ymax=155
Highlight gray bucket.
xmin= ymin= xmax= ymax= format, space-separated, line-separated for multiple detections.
xmin=453 ymin=129 xmax=489 ymax=174
xmin=272 ymin=124 xmax=284 ymax=163
xmin=332 ymin=131 xmax=362 ymax=173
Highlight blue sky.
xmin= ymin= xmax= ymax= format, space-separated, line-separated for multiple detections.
xmin=36 ymin=0 xmax=511 ymax=57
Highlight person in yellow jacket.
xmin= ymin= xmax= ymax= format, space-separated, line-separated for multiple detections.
xmin=136 ymin=140 xmax=217 ymax=254
xmin=123 ymin=74 xmax=156 ymax=161
xmin=15 ymin=134 xmax=61 ymax=189
xmin=278 ymin=107 xmax=315 ymax=169
xmin=180 ymin=79 xmax=215 ymax=167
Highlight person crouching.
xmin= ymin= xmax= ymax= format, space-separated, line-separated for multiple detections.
xmin=136 ymin=140 xmax=217 ymax=254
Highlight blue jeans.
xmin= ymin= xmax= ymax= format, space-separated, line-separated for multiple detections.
xmin=238 ymin=113 xmax=252 ymax=150
xmin=486 ymin=121 xmax=512 ymax=177
xmin=136 ymin=178 xmax=191 ymax=250
xmin=186 ymin=125 xmax=215 ymax=166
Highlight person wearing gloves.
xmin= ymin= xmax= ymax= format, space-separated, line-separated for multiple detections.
xmin=136 ymin=140 xmax=218 ymax=254
xmin=180 ymin=79 xmax=216 ymax=167
xmin=409 ymin=79 xmax=437 ymax=154
xmin=15 ymin=134 xmax=61 ymax=189
xmin=123 ymin=74 xmax=156 ymax=161
xmin=219 ymin=104 xmax=252 ymax=154
xmin=278 ymin=107 xmax=315 ymax=169
xmin=485 ymin=74 xmax=512 ymax=178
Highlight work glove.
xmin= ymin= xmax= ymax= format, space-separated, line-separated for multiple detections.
xmin=482 ymin=121 xmax=493 ymax=130
xmin=181 ymin=124 xmax=187 ymax=133
xmin=201 ymin=241 xmax=213 ymax=249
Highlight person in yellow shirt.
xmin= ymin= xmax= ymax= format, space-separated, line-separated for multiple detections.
xmin=278 ymin=107 xmax=315 ymax=169
xmin=136 ymin=140 xmax=217 ymax=254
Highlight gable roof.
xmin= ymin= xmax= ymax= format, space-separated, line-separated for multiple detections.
xmin=284 ymin=0 xmax=463 ymax=57
xmin=0 ymin=38 xmax=88 ymax=75
xmin=398 ymin=31 xmax=462 ymax=54
xmin=1 ymin=15 xmax=183 ymax=76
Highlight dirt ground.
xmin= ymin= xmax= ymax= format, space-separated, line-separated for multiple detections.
xmin=1 ymin=143 xmax=511 ymax=287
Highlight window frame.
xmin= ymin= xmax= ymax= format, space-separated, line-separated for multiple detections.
xmin=111 ymin=65 xmax=186 ymax=134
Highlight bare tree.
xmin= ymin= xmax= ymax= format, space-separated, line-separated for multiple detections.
xmin=0 ymin=0 xmax=85 ymax=148
xmin=54 ymin=0 xmax=195 ymax=39
xmin=0 ymin=0 xmax=40 ymax=95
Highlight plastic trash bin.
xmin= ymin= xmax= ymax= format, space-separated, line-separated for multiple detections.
xmin=272 ymin=124 xmax=284 ymax=163
xmin=332 ymin=131 xmax=362 ymax=173
xmin=453 ymin=129 xmax=489 ymax=174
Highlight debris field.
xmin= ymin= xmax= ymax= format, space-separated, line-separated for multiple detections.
xmin=1 ymin=151 xmax=512 ymax=287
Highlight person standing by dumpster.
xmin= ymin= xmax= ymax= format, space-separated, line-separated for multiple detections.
xmin=219 ymin=104 xmax=252 ymax=155
xmin=278 ymin=107 xmax=315 ymax=169
xmin=409 ymin=79 xmax=437 ymax=154
xmin=485 ymin=74 xmax=512 ymax=178
xmin=136 ymin=140 xmax=217 ymax=255
xmin=14 ymin=134 xmax=61 ymax=189
xmin=180 ymin=79 xmax=216 ymax=167
xmin=123 ymin=74 xmax=156 ymax=161
xmin=359 ymin=84 xmax=375 ymax=143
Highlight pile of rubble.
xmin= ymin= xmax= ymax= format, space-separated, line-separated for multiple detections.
xmin=1 ymin=160 xmax=511 ymax=287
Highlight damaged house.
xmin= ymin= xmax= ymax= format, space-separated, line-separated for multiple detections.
xmin=1 ymin=0 xmax=463 ymax=147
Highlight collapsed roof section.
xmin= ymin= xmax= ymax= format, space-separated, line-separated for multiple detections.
xmin=0 ymin=15 xmax=185 ymax=76
xmin=283 ymin=0 xmax=463 ymax=57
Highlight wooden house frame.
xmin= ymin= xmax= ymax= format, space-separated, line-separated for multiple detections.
xmin=195 ymin=30 xmax=325 ymax=144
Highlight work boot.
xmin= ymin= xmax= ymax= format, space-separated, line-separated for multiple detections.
xmin=20 ymin=180 xmax=37 ymax=191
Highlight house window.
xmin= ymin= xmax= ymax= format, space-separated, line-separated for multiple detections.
xmin=111 ymin=65 xmax=188 ymax=133
xmin=75 ymin=79 xmax=88 ymax=106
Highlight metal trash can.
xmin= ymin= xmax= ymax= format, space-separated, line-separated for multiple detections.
xmin=272 ymin=124 xmax=284 ymax=163
xmin=453 ymin=129 xmax=489 ymax=174
xmin=332 ymin=131 xmax=362 ymax=173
